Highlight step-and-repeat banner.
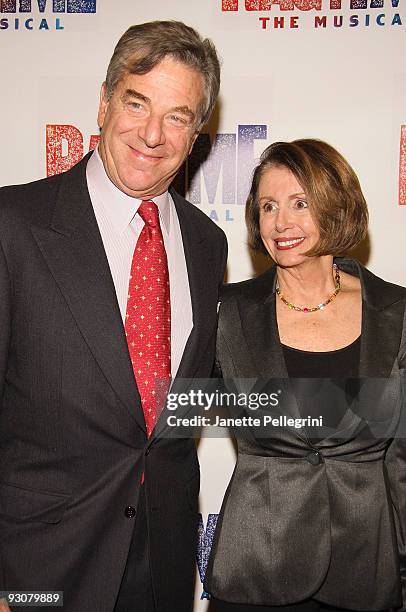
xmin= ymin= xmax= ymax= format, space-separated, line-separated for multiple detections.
xmin=1 ymin=0 xmax=404 ymax=608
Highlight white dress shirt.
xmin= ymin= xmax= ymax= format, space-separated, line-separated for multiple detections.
xmin=86 ymin=148 xmax=193 ymax=379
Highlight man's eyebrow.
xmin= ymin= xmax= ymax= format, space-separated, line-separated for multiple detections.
xmin=122 ymin=89 xmax=151 ymax=104
xmin=170 ymin=105 xmax=195 ymax=121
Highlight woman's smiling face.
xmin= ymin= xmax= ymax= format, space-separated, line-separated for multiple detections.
xmin=258 ymin=164 xmax=320 ymax=267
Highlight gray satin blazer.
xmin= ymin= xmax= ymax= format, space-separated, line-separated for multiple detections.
xmin=204 ymin=258 xmax=406 ymax=610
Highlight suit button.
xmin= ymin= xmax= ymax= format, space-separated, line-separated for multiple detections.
xmin=305 ymin=450 xmax=322 ymax=465
xmin=124 ymin=506 xmax=136 ymax=518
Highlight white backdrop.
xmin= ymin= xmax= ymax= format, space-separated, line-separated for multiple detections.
xmin=1 ymin=0 xmax=405 ymax=608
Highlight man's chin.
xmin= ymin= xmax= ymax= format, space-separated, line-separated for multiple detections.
xmin=118 ymin=179 xmax=169 ymax=200
xmin=118 ymin=170 xmax=174 ymax=199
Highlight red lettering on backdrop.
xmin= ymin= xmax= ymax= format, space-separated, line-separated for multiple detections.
xmin=293 ymin=0 xmax=322 ymax=9
xmin=46 ymin=124 xmax=83 ymax=177
xmin=225 ymin=0 xmax=320 ymax=9
xmin=315 ymin=14 xmax=327 ymax=25
xmin=245 ymin=0 xmax=273 ymax=8
xmin=259 ymin=16 xmax=270 ymax=25
xmin=222 ymin=0 xmax=239 ymax=9
xmin=400 ymin=125 xmax=406 ymax=205
xmin=89 ymin=134 xmax=100 ymax=151
xmin=271 ymin=0 xmax=294 ymax=9
xmin=246 ymin=0 xmax=299 ymax=8
xmin=46 ymin=126 xmax=100 ymax=176
xmin=223 ymin=0 xmax=321 ymax=9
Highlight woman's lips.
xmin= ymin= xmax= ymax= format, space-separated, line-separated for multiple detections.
xmin=274 ymin=237 xmax=305 ymax=250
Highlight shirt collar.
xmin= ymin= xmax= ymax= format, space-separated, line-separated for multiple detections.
xmin=87 ymin=147 xmax=171 ymax=236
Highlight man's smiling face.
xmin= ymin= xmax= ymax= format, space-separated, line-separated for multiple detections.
xmin=97 ymin=56 xmax=205 ymax=199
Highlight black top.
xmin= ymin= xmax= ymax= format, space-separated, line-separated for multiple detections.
xmin=282 ymin=336 xmax=360 ymax=378
xmin=282 ymin=337 xmax=361 ymax=442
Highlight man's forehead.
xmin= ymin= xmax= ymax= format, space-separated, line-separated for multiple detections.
xmin=117 ymin=57 xmax=204 ymax=89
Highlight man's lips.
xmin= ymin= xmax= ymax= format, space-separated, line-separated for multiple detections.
xmin=128 ymin=145 xmax=163 ymax=163
xmin=274 ymin=237 xmax=305 ymax=250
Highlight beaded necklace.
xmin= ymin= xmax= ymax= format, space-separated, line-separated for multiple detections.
xmin=275 ymin=264 xmax=341 ymax=313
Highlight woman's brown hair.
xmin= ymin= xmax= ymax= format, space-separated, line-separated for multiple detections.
xmin=246 ymin=139 xmax=369 ymax=257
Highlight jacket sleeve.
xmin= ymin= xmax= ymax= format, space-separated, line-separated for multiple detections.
xmin=384 ymin=343 xmax=406 ymax=611
xmin=0 ymin=237 xmax=11 ymax=418
xmin=0 ymin=236 xmax=11 ymax=593
xmin=385 ymin=434 xmax=406 ymax=610
xmin=213 ymin=234 xmax=227 ymax=379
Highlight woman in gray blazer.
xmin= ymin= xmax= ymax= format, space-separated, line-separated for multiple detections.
xmin=205 ymin=139 xmax=406 ymax=612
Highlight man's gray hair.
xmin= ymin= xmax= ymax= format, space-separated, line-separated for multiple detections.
xmin=105 ymin=20 xmax=221 ymax=128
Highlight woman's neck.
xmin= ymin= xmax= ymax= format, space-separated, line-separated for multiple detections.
xmin=276 ymin=256 xmax=337 ymax=305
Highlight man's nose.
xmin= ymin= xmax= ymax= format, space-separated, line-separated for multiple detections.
xmin=138 ymin=114 xmax=165 ymax=148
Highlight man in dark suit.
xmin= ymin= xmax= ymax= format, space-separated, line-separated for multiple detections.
xmin=0 ymin=21 xmax=227 ymax=612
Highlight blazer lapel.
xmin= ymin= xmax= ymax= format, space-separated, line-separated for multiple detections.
xmin=321 ymin=258 xmax=405 ymax=441
xmin=31 ymin=155 xmax=146 ymax=434
xmin=237 ymin=267 xmax=304 ymax=427
xmin=336 ymin=258 xmax=404 ymax=378
xmin=240 ymin=300 xmax=287 ymax=380
xmin=359 ymin=301 xmax=400 ymax=377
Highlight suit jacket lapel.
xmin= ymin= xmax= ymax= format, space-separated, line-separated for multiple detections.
xmin=31 ymin=155 xmax=146 ymax=434
xmin=169 ymin=190 xmax=214 ymax=381
xmin=150 ymin=190 xmax=221 ymax=440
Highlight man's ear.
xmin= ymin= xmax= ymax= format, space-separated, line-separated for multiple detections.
xmin=97 ymin=82 xmax=109 ymax=129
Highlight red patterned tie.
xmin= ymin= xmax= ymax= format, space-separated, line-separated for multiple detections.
xmin=125 ymin=200 xmax=171 ymax=436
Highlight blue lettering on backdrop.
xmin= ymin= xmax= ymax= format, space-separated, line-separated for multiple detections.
xmin=0 ymin=0 xmax=96 ymax=11
xmin=19 ymin=0 xmax=47 ymax=11
xmin=0 ymin=0 xmax=15 ymax=10
xmin=237 ymin=125 xmax=267 ymax=205
xmin=183 ymin=125 xmax=268 ymax=207
xmin=0 ymin=15 xmax=64 ymax=25
xmin=66 ymin=0 xmax=96 ymax=12
xmin=189 ymin=133 xmax=237 ymax=205
xmin=197 ymin=513 xmax=219 ymax=597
